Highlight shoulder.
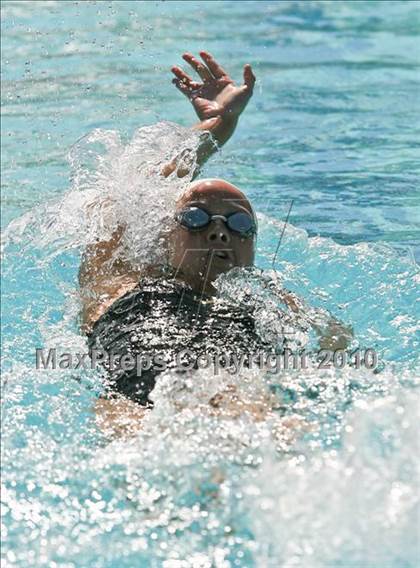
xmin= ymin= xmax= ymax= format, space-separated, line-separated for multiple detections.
xmin=88 ymin=273 xmax=191 ymax=333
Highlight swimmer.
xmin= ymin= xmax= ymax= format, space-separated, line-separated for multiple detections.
xmin=79 ymin=52 xmax=352 ymax=437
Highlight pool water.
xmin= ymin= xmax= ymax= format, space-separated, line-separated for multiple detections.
xmin=1 ymin=1 xmax=419 ymax=567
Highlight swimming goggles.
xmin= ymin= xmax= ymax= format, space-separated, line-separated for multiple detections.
xmin=175 ymin=206 xmax=256 ymax=237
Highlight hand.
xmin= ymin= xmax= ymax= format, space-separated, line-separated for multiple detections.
xmin=171 ymin=51 xmax=256 ymax=122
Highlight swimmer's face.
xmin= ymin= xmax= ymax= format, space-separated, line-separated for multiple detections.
xmin=169 ymin=179 xmax=256 ymax=292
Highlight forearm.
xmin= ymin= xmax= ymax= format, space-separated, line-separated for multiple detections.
xmin=270 ymin=283 xmax=353 ymax=351
xmin=310 ymin=316 xmax=353 ymax=351
xmin=162 ymin=114 xmax=238 ymax=179
xmin=194 ymin=114 xmax=238 ymax=146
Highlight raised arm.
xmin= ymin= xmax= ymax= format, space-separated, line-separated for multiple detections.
xmin=80 ymin=52 xmax=255 ymax=333
xmin=163 ymin=51 xmax=255 ymax=177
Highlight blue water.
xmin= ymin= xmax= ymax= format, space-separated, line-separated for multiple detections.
xmin=1 ymin=1 xmax=419 ymax=567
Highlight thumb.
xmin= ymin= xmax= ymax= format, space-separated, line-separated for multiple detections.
xmin=243 ymin=64 xmax=256 ymax=90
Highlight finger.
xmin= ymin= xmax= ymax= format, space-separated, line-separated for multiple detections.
xmin=172 ymin=78 xmax=201 ymax=97
xmin=172 ymin=78 xmax=191 ymax=97
xmin=171 ymin=66 xmax=194 ymax=86
xmin=199 ymin=51 xmax=228 ymax=79
xmin=243 ymin=64 xmax=256 ymax=90
xmin=182 ymin=52 xmax=212 ymax=82
xmin=189 ymin=80 xmax=202 ymax=91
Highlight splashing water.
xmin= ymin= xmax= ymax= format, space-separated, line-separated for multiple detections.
xmin=2 ymin=120 xmax=419 ymax=568
xmin=2 ymin=121 xmax=201 ymax=266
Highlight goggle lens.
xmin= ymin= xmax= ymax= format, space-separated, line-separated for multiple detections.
xmin=179 ymin=207 xmax=210 ymax=229
xmin=177 ymin=207 xmax=256 ymax=237
xmin=227 ymin=212 xmax=254 ymax=235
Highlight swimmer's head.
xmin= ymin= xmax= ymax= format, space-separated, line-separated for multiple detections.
xmin=168 ymin=178 xmax=256 ymax=293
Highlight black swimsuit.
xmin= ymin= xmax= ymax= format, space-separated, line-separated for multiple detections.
xmin=87 ymin=276 xmax=268 ymax=406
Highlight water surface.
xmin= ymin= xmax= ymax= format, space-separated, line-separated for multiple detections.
xmin=1 ymin=2 xmax=419 ymax=567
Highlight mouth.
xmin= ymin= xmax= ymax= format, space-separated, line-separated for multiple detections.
xmin=211 ymin=249 xmax=233 ymax=262
xmin=202 ymin=249 xmax=234 ymax=268
xmin=214 ymin=250 xmax=229 ymax=259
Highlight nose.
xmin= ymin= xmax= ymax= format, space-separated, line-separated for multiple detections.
xmin=206 ymin=219 xmax=231 ymax=244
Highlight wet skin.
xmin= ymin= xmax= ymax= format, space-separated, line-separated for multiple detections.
xmin=169 ymin=179 xmax=256 ymax=295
